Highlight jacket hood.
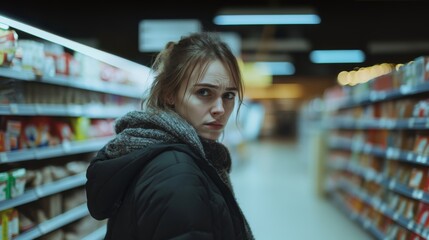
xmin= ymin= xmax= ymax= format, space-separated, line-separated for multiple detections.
xmin=85 ymin=143 xmax=198 ymax=220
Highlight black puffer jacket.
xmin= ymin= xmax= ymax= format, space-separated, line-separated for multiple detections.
xmin=86 ymin=143 xmax=249 ymax=240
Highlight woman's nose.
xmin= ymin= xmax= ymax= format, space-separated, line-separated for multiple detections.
xmin=211 ymin=98 xmax=225 ymax=116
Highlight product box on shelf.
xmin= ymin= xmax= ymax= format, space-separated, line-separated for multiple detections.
xmin=0 ymin=29 xmax=18 ymax=67
xmin=0 ymin=208 xmax=19 ymax=239
xmin=371 ymin=72 xmax=395 ymax=92
xmin=0 ymin=172 xmax=8 ymax=201
xmin=402 ymin=56 xmax=429 ymax=87
xmin=413 ymin=56 xmax=429 ymax=83
xmin=8 ymin=168 xmax=26 ymax=198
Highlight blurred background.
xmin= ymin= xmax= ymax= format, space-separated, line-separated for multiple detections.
xmin=1 ymin=0 xmax=429 ymax=239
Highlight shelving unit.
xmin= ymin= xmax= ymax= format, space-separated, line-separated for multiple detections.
xmin=320 ymin=57 xmax=429 ymax=239
xmin=0 ymin=14 xmax=152 ymax=239
xmin=0 ymin=173 xmax=85 ymax=211
xmin=0 ymin=137 xmax=112 ymax=163
xmin=15 ymin=204 xmax=88 ymax=240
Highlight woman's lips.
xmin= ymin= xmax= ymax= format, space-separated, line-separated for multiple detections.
xmin=204 ymin=123 xmax=223 ymax=130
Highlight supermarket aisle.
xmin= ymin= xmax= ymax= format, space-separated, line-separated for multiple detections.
xmin=229 ymin=138 xmax=372 ymax=240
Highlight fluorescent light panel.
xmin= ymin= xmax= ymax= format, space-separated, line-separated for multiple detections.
xmin=214 ymin=14 xmax=320 ymax=25
xmin=310 ymin=50 xmax=365 ymax=63
xmin=214 ymin=7 xmax=320 ymax=25
xmin=255 ymin=62 xmax=295 ymax=75
xmin=139 ymin=19 xmax=201 ymax=52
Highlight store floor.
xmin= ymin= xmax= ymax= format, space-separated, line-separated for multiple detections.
xmin=229 ymin=138 xmax=372 ymax=240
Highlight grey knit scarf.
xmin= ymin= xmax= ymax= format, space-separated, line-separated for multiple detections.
xmin=103 ymin=109 xmax=232 ymax=188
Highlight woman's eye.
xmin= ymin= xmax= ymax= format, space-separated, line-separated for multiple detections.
xmin=196 ymin=88 xmax=210 ymax=97
xmin=223 ymin=92 xmax=236 ymax=100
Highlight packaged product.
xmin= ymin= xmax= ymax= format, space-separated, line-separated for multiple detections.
xmin=1 ymin=210 xmax=11 ymax=240
xmin=15 ymin=39 xmax=45 ymax=75
xmin=408 ymin=167 xmax=424 ymax=189
xmin=22 ymin=117 xmax=51 ymax=148
xmin=8 ymin=168 xmax=26 ymax=198
xmin=6 ymin=119 xmax=22 ymax=151
xmin=69 ymin=117 xmax=90 ymax=141
xmin=0 ymin=29 xmax=18 ymax=66
xmin=6 ymin=208 xmax=19 ymax=238
xmin=0 ymin=172 xmax=8 ymax=201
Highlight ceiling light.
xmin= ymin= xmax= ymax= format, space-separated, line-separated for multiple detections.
xmin=254 ymin=62 xmax=295 ymax=75
xmin=310 ymin=50 xmax=365 ymax=63
xmin=214 ymin=8 xmax=320 ymax=25
xmin=139 ymin=19 xmax=201 ymax=52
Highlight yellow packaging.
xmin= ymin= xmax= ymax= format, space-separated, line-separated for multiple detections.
xmin=70 ymin=117 xmax=90 ymax=141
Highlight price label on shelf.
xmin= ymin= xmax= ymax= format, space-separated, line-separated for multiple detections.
xmin=379 ymin=203 xmax=386 ymax=214
xmin=386 ymin=119 xmax=398 ymax=129
xmin=369 ymin=92 xmax=378 ymax=101
xmin=34 ymin=104 xmax=42 ymax=114
xmin=400 ymin=85 xmax=412 ymax=94
xmin=9 ymin=103 xmax=18 ymax=114
xmin=0 ymin=152 xmax=8 ymax=163
xmin=412 ymin=189 xmax=424 ymax=200
xmin=416 ymin=156 xmax=428 ymax=164
xmin=408 ymin=118 xmax=416 ymax=128
xmin=389 ymin=180 xmax=396 ymax=190
xmin=393 ymin=211 xmax=400 ymax=220
xmin=62 ymin=141 xmax=71 ymax=153
xmin=415 ymin=225 xmax=423 ymax=236
xmin=386 ymin=148 xmax=400 ymax=159
xmin=375 ymin=174 xmax=383 ymax=184
xmin=407 ymin=221 xmax=414 ymax=230
xmin=372 ymin=198 xmax=381 ymax=208
xmin=407 ymin=152 xmax=414 ymax=161
xmin=34 ymin=186 xmax=45 ymax=197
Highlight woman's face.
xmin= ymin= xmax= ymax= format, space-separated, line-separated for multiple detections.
xmin=174 ymin=60 xmax=237 ymax=140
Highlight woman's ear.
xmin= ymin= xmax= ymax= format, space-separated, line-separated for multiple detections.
xmin=166 ymin=95 xmax=175 ymax=106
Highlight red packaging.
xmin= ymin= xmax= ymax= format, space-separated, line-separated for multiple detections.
xmin=372 ymin=73 xmax=394 ymax=92
xmin=56 ymin=52 xmax=79 ymax=76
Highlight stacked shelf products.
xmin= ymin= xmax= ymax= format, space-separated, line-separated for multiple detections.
xmin=0 ymin=14 xmax=152 ymax=239
xmin=321 ymin=56 xmax=429 ymax=239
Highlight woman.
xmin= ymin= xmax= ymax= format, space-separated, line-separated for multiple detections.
xmin=85 ymin=32 xmax=254 ymax=240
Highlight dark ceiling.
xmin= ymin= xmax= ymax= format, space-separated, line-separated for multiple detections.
xmin=1 ymin=0 xmax=429 ymax=81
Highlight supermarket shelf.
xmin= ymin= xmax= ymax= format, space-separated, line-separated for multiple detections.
xmin=0 ymin=136 xmax=112 ymax=163
xmin=329 ymin=136 xmax=429 ymax=166
xmin=336 ymin=179 xmax=429 ymax=239
xmin=329 ymin=117 xmax=429 ymax=130
xmin=82 ymin=225 xmax=107 ymax=240
xmin=330 ymin=192 xmax=385 ymax=240
xmin=15 ymin=204 xmax=89 ymax=240
xmin=328 ymin=160 xmax=429 ymax=204
xmin=0 ymin=173 xmax=85 ymax=211
xmin=335 ymin=82 xmax=429 ymax=110
xmin=0 ymin=103 xmax=134 ymax=118
xmin=0 ymin=67 xmax=143 ymax=98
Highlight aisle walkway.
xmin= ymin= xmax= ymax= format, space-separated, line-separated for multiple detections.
xmin=229 ymin=139 xmax=372 ymax=240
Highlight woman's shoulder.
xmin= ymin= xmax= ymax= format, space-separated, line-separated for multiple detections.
xmin=142 ymin=144 xmax=203 ymax=178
